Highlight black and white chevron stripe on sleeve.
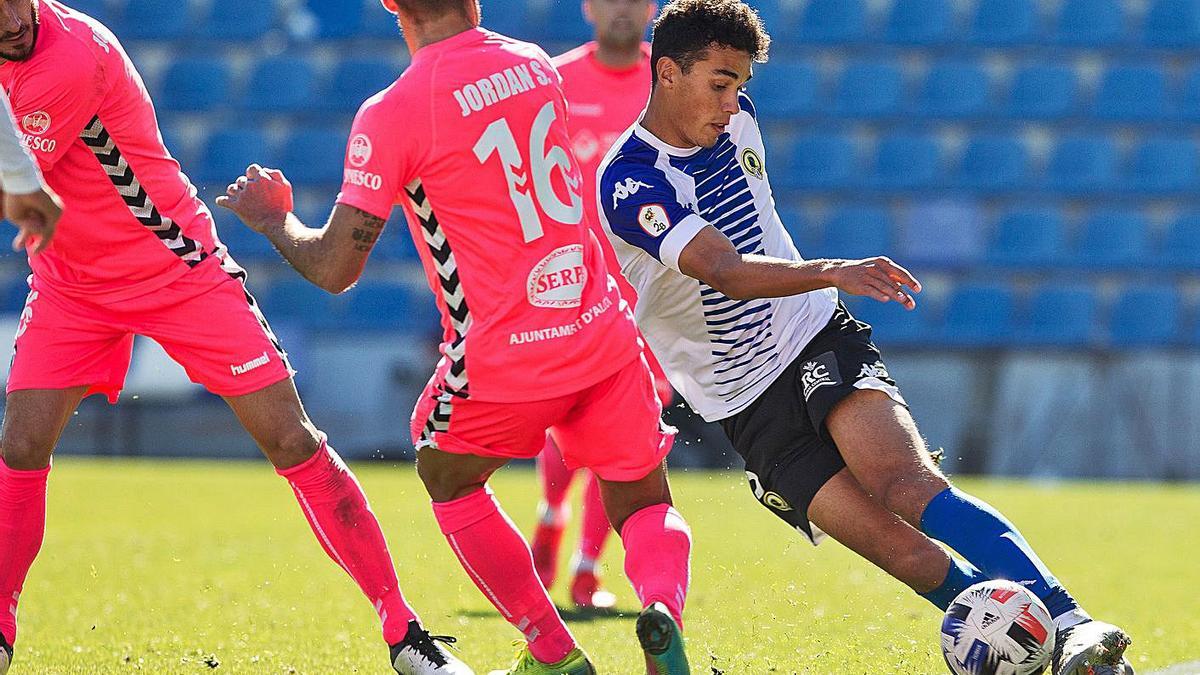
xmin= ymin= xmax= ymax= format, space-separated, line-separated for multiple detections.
xmin=405 ymin=179 xmax=471 ymax=446
xmin=79 ymin=116 xmax=208 ymax=267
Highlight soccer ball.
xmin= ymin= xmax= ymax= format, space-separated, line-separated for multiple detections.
xmin=940 ymin=580 xmax=1056 ymax=675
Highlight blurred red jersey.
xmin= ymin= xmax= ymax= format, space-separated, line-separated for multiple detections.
xmin=0 ymin=0 xmax=223 ymax=302
xmin=337 ymin=28 xmax=640 ymax=403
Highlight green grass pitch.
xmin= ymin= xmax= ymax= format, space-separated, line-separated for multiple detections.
xmin=9 ymin=459 xmax=1198 ymax=673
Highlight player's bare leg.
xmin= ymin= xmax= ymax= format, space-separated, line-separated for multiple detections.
xmin=570 ymin=472 xmax=616 ymax=609
xmin=0 ymin=387 xmax=87 ymax=673
xmin=417 ymin=447 xmax=594 ymax=675
xmin=827 ymin=390 xmax=1132 ymax=671
xmin=532 ymin=437 xmax=574 ymax=589
xmin=598 ymin=464 xmax=692 ymax=675
xmin=226 ymin=380 xmax=471 ymax=674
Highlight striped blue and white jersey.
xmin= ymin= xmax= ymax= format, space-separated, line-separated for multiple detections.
xmin=597 ymin=93 xmax=837 ymax=422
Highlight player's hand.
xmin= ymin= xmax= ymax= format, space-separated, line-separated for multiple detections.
xmin=3 ymin=185 xmax=64 ymax=255
xmin=215 ymin=164 xmax=294 ymax=234
xmin=826 ymin=256 xmax=922 ymax=310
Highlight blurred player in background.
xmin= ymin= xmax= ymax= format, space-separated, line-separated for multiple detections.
xmin=220 ymin=1 xmax=693 ymax=673
xmin=530 ymin=0 xmax=662 ymax=611
xmin=0 ymin=3 xmax=468 ymax=674
xmin=0 ymin=87 xmax=61 ymax=253
xmin=599 ymin=2 xmax=1133 ymax=674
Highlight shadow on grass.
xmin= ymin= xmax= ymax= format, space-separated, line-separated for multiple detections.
xmin=456 ymin=605 xmax=631 ymax=623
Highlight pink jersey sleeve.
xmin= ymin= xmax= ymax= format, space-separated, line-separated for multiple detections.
xmin=4 ymin=35 xmax=105 ymax=170
xmin=336 ymin=87 xmax=428 ymax=220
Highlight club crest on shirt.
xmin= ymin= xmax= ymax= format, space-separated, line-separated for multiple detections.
xmin=740 ymin=147 xmax=764 ymax=179
xmin=348 ymin=134 xmax=373 ymax=167
xmin=638 ymin=204 xmax=671 ymax=237
xmin=21 ymin=111 xmax=51 ymax=136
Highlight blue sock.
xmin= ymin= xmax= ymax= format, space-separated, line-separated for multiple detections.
xmin=921 ymin=555 xmax=988 ymax=610
xmin=920 ymin=487 xmax=1081 ymax=620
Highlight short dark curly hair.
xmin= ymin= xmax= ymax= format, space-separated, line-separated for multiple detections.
xmin=650 ymin=0 xmax=770 ymax=87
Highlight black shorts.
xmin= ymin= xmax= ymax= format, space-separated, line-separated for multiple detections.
xmin=718 ymin=302 xmax=906 ymax=542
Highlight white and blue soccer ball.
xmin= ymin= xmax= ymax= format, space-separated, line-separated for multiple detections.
xmin=940 ymin=580 xmax=1056 ymax=675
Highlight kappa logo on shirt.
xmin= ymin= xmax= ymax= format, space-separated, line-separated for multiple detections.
xmin=348 ymin=134 xmax=373 ymax=168
xmin=800 ymin=352 xmax=842 ymax=400
xmin=637 ymin=204 xmax=671 ymax=237
xmin=612 ymin=177 xmax=653 ymax=208
xmin=21 ymin=111 xmax=50 ymax=136
xmin=857 ymin=361 xmax=890 ymax=381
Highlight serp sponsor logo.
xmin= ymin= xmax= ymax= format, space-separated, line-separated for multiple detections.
xmin=527 ymin=244 xmax=587 ymax=309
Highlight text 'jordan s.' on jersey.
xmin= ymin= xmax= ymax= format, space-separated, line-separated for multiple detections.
xmin=337 ymin=28 xmax=640 ymax=404
xmin=597 ymin=93 xmax=838 ymax=422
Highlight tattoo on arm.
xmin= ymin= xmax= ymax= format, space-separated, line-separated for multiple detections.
xmin=349 ymin=212 xmax=386 ymax=252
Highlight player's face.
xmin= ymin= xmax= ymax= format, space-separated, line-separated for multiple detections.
xmin=585 ymin=0 xmax=654 ymax=50
xmin=0 ymin=0 xmax=36 ymax=62
xmin=672 ymin=47 xmax=751 ymax=148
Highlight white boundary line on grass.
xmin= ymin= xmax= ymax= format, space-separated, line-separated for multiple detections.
xmin=1146 ymin=661 xmax=1200 ymax=675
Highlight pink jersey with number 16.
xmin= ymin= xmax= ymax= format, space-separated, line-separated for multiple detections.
xmin=337 ymin=28 xmax=639 ymax=403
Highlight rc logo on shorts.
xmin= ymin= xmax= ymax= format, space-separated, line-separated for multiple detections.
xmin=21 ymin=111 xmax=50 ymax=136
xmin=857 ymin=361 xmax=890 ymax=381
xmin=637 ymin=204 xmax=671 ymax=237
xmin=740 ymin=148 xmax=764 ymax=179
xmin=347 ymin=134 xmax=373 ymax=168
xmin=800 ymin=352 xmax=842 ymax=400
xmin=527 ymin=244 xmax=587 ymax=308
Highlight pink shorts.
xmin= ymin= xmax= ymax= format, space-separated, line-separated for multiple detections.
xmin=411 ymin=354 xmax=675 ymax=482
xmin=7 ymin=256 xmax=293 ymax=403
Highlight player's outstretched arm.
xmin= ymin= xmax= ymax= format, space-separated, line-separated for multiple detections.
xmin=677 ymin=224 xmax=921 ymax=309
xmin=217 ymin=164 xmax=386 ymax=294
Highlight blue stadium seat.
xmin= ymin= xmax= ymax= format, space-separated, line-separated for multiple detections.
xmin=1015 ymin=285 xmax=1099 ymax=347
xmin=1144 ymin=0 xmax=1200 ymax=47
xmin=1107 ymin=285 xmax=1181 ymax=347
xmin=970 ymin=0 xmax=1038 ymax=45
xmin=797 ymin=0 xmax=866 ymax=43
xmin=358 ymin=0 xmax=403 ymax=38
xmin=1045 ymin=134 xmax=1118 ymax=193
xmin=261 ymin=278 xmax=336 ymax=328
xmin=194 ymin=129 xmax=273 ymax=185
xmin=940 ymin=283 xmax=1015 ymax=346
xmin=243 ymin=57 xmax=317 ymax=112
xmin=834 ymin=61 xmax=903 ymax=118
xmin=776 ymin=207 xmax=815 ymax=252
xmin=1160 ymin=212 xmax=1200 ymax=269
xmin=343 ymin=282 xmax=437 ymax=333
xmin=1072 ymin=210 xmax=1151 ymax=268
xmin=871 ymin=133 xmax=942 ymax=189
xmin=785 ymin=132 xmax=857 ymax=188
xmin=158 ymin=57 xmax=233 ymax=112
xmin=1094 ymin=65 xmax=1170 ymax=121
xmin=119 ymin=0 xmax=190 ymax=40
xmin=278 ymin=128 xmax=350 ymax=186
xmin=884 ymin=0 xmax=952 ymax=44
xmin=202 ymin=0 xmax=277 ymax=40
xmin=477 ymin=0 xmax=538 ymax=41
xmin=304 ymin=0 xmax=363 ymax=39
xmin=986 ymin=208 xmax=1068 ymax=266
xmin=1181 ymin=66 xmax=1200 ymax=121
xmin=1129 ymin=137 xmax=1199 ymax=193
xmin=957 ymin=135 xmax=1029 ymax=190
xmin=749 ymin=62 xmax=819 ymax=119
xmin=1006 ymin=64 xmax=1078 ymax=119
xmin=818 ymin=206 xmax=893 ymax=260
xmin=846 ymin=296 xmax=936 ymax=346
xmin=1 ymin=276 xmax=30 ymax=313
xmin=917 ymin=61 xmax=990 ymax=118
xmin=1054 ymin=0 xmax=1125 ymax=45
xmin=66 ymin=0 xmax=112 ymax=25
xmin=320 ymin=57 xmax=400 ymax=112
xmin=544 ymin=0 xmax=596 ymax=43
xmin=373 ymin=219 xmax=422 ymax=261
xmin=213 ymin=207 xmax=278 ymax=261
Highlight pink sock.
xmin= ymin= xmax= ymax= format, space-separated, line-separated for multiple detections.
xmin=576 ymin=472 xmax=611 ymax=567
xmin=277 ymin=440 xmax=416 ymax=644
xmin=0 ymin=457 xmax=50 ymax=645
xmin=537 ymin=435 xmax=576 ymax=515
xmin=433 ymin=487 xmax=575 ymax=664
xmin=620 ymin=504 xmax=692 ymax=628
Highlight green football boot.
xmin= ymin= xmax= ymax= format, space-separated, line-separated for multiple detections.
xmin=487 ymin=644 xmax=595 ymax=675
xmin=636 ymin=602 xmax=690 ymax=675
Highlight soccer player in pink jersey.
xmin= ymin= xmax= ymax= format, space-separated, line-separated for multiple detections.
xmin=0 ymin=3 xmax=470 ymax=674
xmin=220 ymin=2 xmax=693 ymax=673
xmin=529 ymin=0 xmax=663 ymax=612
